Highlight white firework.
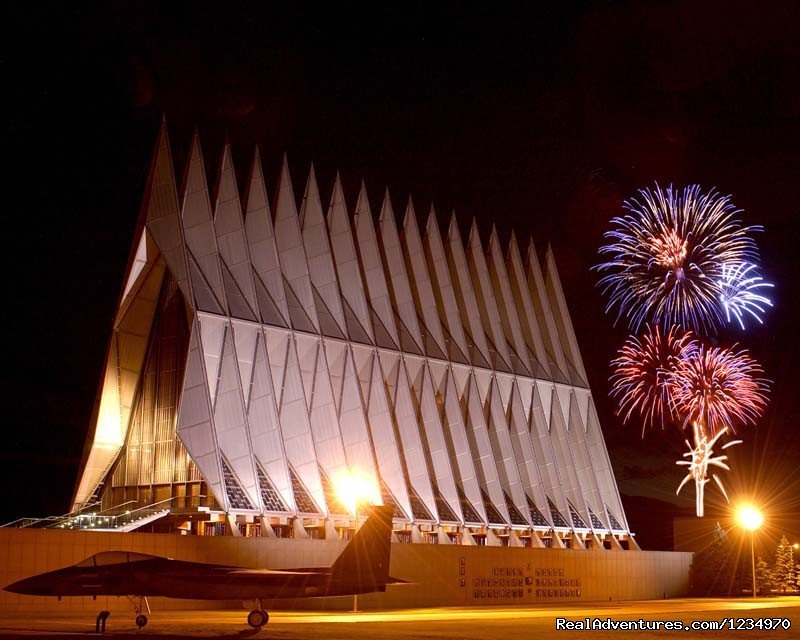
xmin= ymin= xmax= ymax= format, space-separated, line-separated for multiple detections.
xmin=676 ymin=423 xmax=742 ymax=517
xmin=718 ymin=262 xmax=774 ymax=330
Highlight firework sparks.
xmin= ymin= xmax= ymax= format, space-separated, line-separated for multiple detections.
xmin=718 ymin=262 xmax=774 ymax=330
xmin=676 ymin=425 xmax=742 ymax=517
xmin=669 ymin=342 xmax=770 ymax=437
xmin=610 ymin=325 xmax=693 ymax=435
xmin=595 ymin=184 xmax=762 ymax=332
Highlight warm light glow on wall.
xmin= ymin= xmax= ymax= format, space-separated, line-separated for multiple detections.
xmin=94 ymin=372 xmax=123 ymax=447
xmin=333 ymin=467 xmax=382 ymax=515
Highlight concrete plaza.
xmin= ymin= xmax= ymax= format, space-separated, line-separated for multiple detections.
xmin=0 ymin=597 xmax=797 ymax=638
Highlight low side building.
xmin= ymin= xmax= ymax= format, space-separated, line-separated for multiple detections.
xmin=0 ymin=527 xmax=692 ymax=612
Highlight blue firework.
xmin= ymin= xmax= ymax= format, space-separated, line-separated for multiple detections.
xmin=595 ymin=184 xmax=762 ymax=333
xmin=718 ymin=262 xmax=774 ymax=330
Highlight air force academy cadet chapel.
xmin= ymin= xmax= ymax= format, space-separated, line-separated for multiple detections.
xmin=0 ymin=124 xmax=694 ymax=610
xmin=74 ymin=122 xmax=635 ymax=552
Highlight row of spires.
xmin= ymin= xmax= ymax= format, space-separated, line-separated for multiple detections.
xmin=139 ymin=122 xmax=589 ymax=388
xmin=75 ymin=121 xmax=630 ymax=542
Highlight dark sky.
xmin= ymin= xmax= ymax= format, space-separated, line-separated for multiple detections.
xmin=3 ymin=1 xmax=798 ymax=546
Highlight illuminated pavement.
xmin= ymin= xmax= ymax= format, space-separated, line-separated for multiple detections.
xmin=0 ymin=598 xmax=798 ymax=638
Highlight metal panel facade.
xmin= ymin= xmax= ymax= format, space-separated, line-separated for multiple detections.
xmin=74 ymin=125 xmax=633 ymax=549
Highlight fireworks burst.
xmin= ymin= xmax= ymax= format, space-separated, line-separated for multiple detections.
xmin=669 ymin=342 xmax=770 ymax=437
xmin=596 ymin=184 xmax=762 ymax=332
xmin=676 ymin=425 xmax=742 ymax=518
xmin=718 ymin=262 xmax=774 ymax=330
xmin=610 ymin=325 xmax=693 ymax=434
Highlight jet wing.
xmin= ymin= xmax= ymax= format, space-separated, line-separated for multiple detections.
xmin=223 ymin=569 xmax=324 ymax=577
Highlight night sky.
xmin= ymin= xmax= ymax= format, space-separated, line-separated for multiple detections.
xmin=4 ymin=1 xmax=799 ymax=548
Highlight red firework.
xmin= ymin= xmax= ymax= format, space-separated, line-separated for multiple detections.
xmin=669 ymin=342 xmax=770 ymax=436
xmin=610 ymin=325 xmax=694 ymax=435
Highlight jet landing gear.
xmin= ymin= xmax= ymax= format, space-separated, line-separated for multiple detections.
xmin=246 ymin=599 xmax=270 ymax=629
xmin=126 ymin=595 xmax=151 ymax=628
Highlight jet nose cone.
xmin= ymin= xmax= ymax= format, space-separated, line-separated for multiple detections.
xmin=4 ymin=576 xmax=55 ymax=596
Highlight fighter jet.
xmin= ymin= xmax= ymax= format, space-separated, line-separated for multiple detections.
xmin=5 ymin=504 xmax=396 ymax=630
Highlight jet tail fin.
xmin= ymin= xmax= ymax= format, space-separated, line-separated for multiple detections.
xmin=330 ymin=505 xmax=393 ymax=591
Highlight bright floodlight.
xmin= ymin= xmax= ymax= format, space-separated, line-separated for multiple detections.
xmin=736 ymin=505 xmax=764 ymax=531
xmin=334 ymin=468 xmax=381 ymax=516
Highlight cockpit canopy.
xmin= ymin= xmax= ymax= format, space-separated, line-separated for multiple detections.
xmin=75 ymin=551 xmax=162 ymax=568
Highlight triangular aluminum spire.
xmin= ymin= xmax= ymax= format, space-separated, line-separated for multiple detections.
xmin=263 ymin=327 xmax=290 ymax=409
xmin=575 ymin=386 xmax=591 ymax=429
xmin=548 ymin=386 xmax=592 ymax=529
xmin=214 ymin=143 xmax=259 ymax=320
xmin=565 ymin=390 xmax=607 ymax=529
xmin=485 ymin=378 xmax=530 ymax=525
xmin=545 ymin=246 xmax=589 ymax=386
xmin=307 ymin=342 xmax=350 ymax=499
xmin=248 ymin=330 xmax=295 ymax=511
xmin=412 ymin=362 xmax=464 ymax=523
xmin=294 ymin=333 xmax=320 ymax=413
xmin=277 ymin=334 xmax=326 ymax=512
xmin=445 ymin=213 xmax=492 ymax=369
xmin=535 ymin=379 xmax=554 ymax=429
xmin=494 ymin=372 xmax=514 ymax=415
xmin=385 ymin=355 xmax=438 ymax=520
xmin=525 ymin=240 xmax=570 ymax=383
xmin=177 ymin=320 xmax=225 ymax=509
xmin=243 ymin=147 xmax=290 ymax=327
xmin=350 ymin=344 xmax=375 ymax=407
xmin=198 ymin=315 xmax=226 ymax=404
xmin=213 ymin=325 xmax=261 ymax=510
xmin=440 ymin=368 xmax=486 ymax=523
xmin=463 ymin=374 xmax=510 ymax=524
xmin=272 ymin=156 xmax=320 ymax=333
xmin=231 ymin=320 xmax=258 ymax=409
xmin=143 ymin=120 xmax=191 ymax=302
xmin=515 ymin=376 xmax=535 ymax=423
xmin=327 ymin=174 xmax=375 ymax=343
xmin=324 ymin=340 xmax=346 ymax=414
xmin=487 ymin=226 xmax=534 ymax=376
xmin=528 ymin=381 xmax=571 ymax=518
xmin=378 ymin=190 xmax=425 ymax=354
xmin=363 ymin=351 xmax=413 ymax=519
xmin=505 ymin=232 xmax=552 ymax=378
xmin=466 ymin=220 xmax=512 ymax=372
xmin=181 ymin=132 xmax=227 ymax=314
xmin=300 ymin=164 xmax=348 ymax=338
xmin=121 ymin=231 xmax=149 ymax=302
xmin=353 ymin=183 xmax=401 ymax=350
xmin=555 ymin=384 xmax=572 ymax=427
xmin=423 ymin=207 xmax=471 ymax=364
xmin=336 ymin=345 xmax=379 ymax=475
xmin=507 ymin=381 xmax=552 ymax=525
xmin=400 ymin=199 xmax=448 ymax=360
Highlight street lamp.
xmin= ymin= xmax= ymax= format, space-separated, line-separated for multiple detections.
xmin=735 ymin=504 xmax=764 ymax=598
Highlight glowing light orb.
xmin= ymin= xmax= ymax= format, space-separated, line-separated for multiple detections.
xmin=736 ymin=504 xmax=764 ymax=531
xmin=333 ymin=468 xmax=382 ymax=516
xmin=718 ymin=262 xmax=774 ymax=330
xmin=595 ymin=184 xmax=763 ymax=332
